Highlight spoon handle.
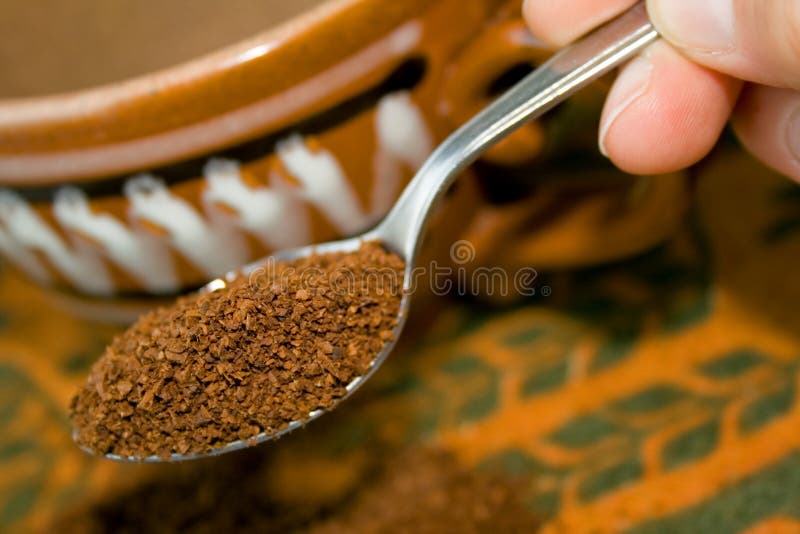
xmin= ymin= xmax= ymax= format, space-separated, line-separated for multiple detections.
xmin=379 ymin=2 xmax=659 ymax=261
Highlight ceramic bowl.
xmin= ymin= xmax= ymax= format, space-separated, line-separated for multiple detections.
xmin=0 ymin=0 xmax=690 ymax=312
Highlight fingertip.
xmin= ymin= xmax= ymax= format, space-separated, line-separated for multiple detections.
xmin=522 ymin=0 xmax=639 ymax=47
xmin=732 ymin=85 xmax=800 ymax=183
xmin=647 ymin=0 xmax=800 ymax=89
xmin=521 ymin=0 xmax=572 ymax=46
xmin=599 ymin=52 xmax=654 ymax=159
xmin=599 ymin=42 xmax=740 ymax=175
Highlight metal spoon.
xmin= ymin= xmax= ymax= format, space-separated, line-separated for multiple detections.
xmin=81 ymin=2 xmax=657 ymax=462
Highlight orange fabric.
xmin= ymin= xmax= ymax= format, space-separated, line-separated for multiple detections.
xmin=2 ymin=148 xmax=800 ymax=532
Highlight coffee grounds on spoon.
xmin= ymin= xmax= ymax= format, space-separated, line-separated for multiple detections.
xmin=70 ymin=242 xmax=404 ymax=459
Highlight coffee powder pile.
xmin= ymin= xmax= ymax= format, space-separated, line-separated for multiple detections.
xmin=306 ymin=448 xmax=539 ymax=534
xmin=70 ymin=242 xmax=404 ymax=459
xmin=52 ymin=447 xmax=540 ymax=533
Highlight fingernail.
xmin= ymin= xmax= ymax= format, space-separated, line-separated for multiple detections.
xmin=787 ymin=106 xmax=800 ymax=165
xmin=599 ymin=53 xmax=653 ymax=157
xmin=648 ymin=0 xmax=735 ymax=53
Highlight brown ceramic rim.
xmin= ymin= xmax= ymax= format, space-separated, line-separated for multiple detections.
xmin=0 ymin=0 xmax=431 ymax=184
xmin=9 ymin=57 xmax=426 ymax=201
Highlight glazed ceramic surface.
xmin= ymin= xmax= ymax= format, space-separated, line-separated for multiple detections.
xmin=0 ymin=0 xmax=689 ymax=304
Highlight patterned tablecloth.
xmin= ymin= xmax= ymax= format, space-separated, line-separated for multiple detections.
xmin=2 ymin=148 xmax=800 ymax=532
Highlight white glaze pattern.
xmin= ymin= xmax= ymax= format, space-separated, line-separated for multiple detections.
xmin=276 ymin=134 xmax=368 ymax=236
xmin=54 ymin=187 xmax=178 ymax=294
xmin=371 ymin=90 xmax=434 ymax=218
xmin=0 ymin=220 xmax=51 ymax=285
xmin=0 ymin=91 xmax=432 ymax=295
xmin=0 ymin=189 xmax=112 ymax=295
xmin=124 ymin=175 xmax=249 ymax=278
xmin=202 ymin=157 xmax=311 ymax=250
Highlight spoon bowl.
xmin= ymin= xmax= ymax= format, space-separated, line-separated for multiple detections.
xmin=75 ymin=2 xmax=658 ymax=462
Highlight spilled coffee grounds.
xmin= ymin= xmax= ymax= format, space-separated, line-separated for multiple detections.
xmin=70 ymin=243 xmax=404 ymax=459
xmin=52 ymin=447 xmax=539 ymax=533
xmin=307 ymin=447 xmax=539 ymax=534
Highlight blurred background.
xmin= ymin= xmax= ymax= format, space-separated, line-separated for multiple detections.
xmin=2 ymin=1 xmax=800 ymax=532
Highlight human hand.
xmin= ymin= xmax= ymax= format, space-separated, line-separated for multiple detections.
xmin=523 ymin=0 xmax=800 ymax=182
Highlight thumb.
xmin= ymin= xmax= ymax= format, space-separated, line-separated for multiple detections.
xmin=646 ymin=0 xmax=800 ymax=89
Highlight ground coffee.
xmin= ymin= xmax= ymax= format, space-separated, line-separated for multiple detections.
xmin=70 ymin=242 xmax=404 ymax=459
xmin=52 ymin=446 xmax=539 ymax=533
xmin=307 ymin=447 xmax=539 ymax=534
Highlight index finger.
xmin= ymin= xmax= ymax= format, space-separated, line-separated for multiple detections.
xmin=522 ymin=0 xmax=639 ymax=46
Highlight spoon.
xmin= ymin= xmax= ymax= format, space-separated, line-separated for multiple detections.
xmin=81 ymin=2 xmax=657 ymax=462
